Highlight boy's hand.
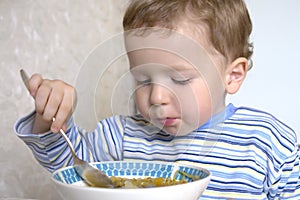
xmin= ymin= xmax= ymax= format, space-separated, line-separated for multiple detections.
xmin=28 ymin=73 xmax=77 ymax=133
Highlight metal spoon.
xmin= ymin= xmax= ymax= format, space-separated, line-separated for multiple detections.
xmin=20 ymin=69 xmax=114 ymax=188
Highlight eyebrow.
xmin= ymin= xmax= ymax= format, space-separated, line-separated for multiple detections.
xmin=129 ymin=62 xmax=199 ymax=75
xmin=168 ymin=64 xmax=198 ymax=72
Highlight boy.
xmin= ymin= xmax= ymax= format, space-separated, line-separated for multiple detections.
xmin=16 ymin=0 xmax=300 ymax=199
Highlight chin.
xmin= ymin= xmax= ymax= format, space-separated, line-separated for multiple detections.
xmin=162 ymin=127 xmax=191 ymax=137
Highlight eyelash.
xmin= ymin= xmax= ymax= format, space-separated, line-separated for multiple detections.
xmin=136 ymin=79 xmax=151 ymax=85
xmin=136 ymin=78 xmax=191 ymax=86
xmin=171 ymin=78 xmax=192 ymax=85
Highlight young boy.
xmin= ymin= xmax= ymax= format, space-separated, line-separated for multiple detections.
xmin=16 ymin=0 xmax=300 ymax=199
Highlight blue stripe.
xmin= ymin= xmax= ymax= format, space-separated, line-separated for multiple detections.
xmin=15 ymin=105 xmax=300 ymax=199
xmin=225 ymin=120 xmax=294 ymax=149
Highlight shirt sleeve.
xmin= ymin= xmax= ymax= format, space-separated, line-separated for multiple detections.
xmin=272 ymin=144 xmax=300 ymax=199
xmin=265 ymin=125 xmax=300 ymax=199
xmin=15 ymin=111 xmax=125 ymax=173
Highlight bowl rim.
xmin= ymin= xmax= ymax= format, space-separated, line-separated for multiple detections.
xmin=51 ymin=160 xmax=211 ymax=192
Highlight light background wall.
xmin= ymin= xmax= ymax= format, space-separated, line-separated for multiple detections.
xmin=229 ymin=0 xmax=300 ymax=139
xmin=0 ymin=1 xmax=129 ymax=199
xmin=0 ymin=0 xmax=299 ymax=199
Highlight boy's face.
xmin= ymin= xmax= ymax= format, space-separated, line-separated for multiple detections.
xmin=126 ymin=30 xmax=227 ymax=136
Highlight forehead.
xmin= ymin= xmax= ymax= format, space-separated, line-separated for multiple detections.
xmin=125 ymin=28 xmax=217 ymax=73
xmin=128 ymin=48 xmax=193 ymax=70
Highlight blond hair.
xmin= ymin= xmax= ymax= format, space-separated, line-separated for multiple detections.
xmin=123 ymin=0 xmax=253 ymax=69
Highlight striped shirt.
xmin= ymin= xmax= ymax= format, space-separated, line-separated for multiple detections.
xmin=15 ymin=103 xmax=300 ymax=199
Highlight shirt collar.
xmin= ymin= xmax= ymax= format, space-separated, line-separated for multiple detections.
xmin=196 ymin=103 xmax=237 ymax=131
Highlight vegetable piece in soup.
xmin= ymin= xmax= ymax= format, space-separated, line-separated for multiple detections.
xmin=109 ymin=176 xmax=187 ymax=188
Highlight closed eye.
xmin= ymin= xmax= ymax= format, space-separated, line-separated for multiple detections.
xmin=171 ymin=78 xmax=192 ymax=85
xmin=136 ymin=79 xmax=151 ymax=85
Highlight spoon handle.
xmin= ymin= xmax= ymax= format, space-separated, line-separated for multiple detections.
xmin=20 ymin=69 xmax=30 ymax=91
xmin=52 ymin=117 xmax=76 ymax=154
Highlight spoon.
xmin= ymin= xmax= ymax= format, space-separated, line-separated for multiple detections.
xmin=20 ymin=69 xmax=114 ymax=188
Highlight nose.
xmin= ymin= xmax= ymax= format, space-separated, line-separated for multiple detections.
xmin=149 ymin=83 xmax=170 ymax=105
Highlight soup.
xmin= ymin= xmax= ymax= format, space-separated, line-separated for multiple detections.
xmin=110 ymin=176 xmax=188 ymax=188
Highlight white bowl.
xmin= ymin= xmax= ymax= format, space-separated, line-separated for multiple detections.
xmin=52 ymin=161 xmax=211 ymax=200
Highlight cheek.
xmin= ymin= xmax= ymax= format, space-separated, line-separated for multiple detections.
xmin=179 ymin=82 xmax=213 ymax=123
xmin=135 ymin=89 xmax=149 ymax=116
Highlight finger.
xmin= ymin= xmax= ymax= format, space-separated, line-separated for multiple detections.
xmin=28 ymin=74 xmax=43 ymax=97
xmin=62 ymin=124 xmax=67 ymax=132
xmin=43 ymin=85 xmax=63 ymax=123
xmin=34 ymin=82 xmax=52 ymax=116
xmin=50 ymin=82 xmax=76 ymax=132
xmin=50 ymin=92 xmax=74 ymax=133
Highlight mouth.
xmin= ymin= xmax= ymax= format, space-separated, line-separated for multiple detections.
xmin=156 ymin=117 xmax=178 ymax=126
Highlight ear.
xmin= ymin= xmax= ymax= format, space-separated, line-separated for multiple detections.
xmin=225 ymin=57 xmax=248 ymax=94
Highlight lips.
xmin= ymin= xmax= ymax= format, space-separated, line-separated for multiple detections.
xmin=157 ymin=117 xmax=178 ymax=126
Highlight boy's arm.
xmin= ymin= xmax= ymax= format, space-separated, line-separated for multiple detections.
xmin=267 ymin=141 xmax=300 ymax=199
xmin=15 ymin=111 xmax=76 ymax=172
xmin=15 ymin=112 xmax=125 ymax=173
xmin=278 ymin=146 xmax=300 ymax=199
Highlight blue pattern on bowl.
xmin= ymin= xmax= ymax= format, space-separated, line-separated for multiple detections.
xmin=53 ymin=161 xmax=209 ymax=185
